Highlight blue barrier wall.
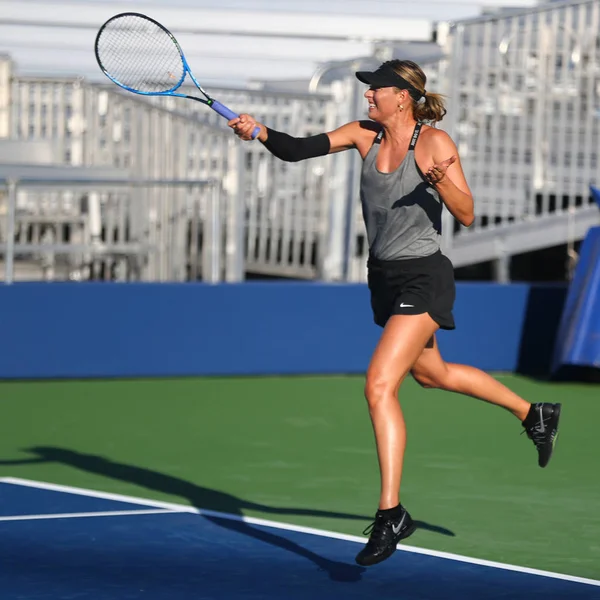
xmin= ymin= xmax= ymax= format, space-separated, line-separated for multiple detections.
xmin=552 ymin=226 xmax=600 ymax=372
xmin=0 ymin=281 xmax=566 ymax=380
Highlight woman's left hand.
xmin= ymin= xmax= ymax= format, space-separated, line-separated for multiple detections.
xmin=424 ymin=155 xmax=457 ymax=185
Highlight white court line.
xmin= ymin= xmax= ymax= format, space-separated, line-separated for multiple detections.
xmin=2 ymin=476 xmax=599 ymax=588
xmin=0 ymin=508 xmax=176 ymax=522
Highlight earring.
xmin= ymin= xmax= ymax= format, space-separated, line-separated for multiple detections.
xmin=399 ymin=105 xmax=404 ymax=111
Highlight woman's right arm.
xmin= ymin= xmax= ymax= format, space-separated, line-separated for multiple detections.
xmin=229 ymin=115 xmax=370 ymax=162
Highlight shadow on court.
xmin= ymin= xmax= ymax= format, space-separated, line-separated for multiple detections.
xmin=0 ymin=446 xmax=455 ymax=583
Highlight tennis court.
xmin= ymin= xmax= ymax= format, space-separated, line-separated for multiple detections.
xmin=1 ymin=375 xmax=599 ymax=598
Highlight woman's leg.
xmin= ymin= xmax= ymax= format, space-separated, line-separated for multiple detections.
xmin=364 ymin=313 xmax=440 ymax=510
xmin=356 ymin=312 xmax=439 ymax=567
xmin=410 ymin=335 xmax=530 ymax=421
xmin=410 ymin=335 xmax=561 ymax=468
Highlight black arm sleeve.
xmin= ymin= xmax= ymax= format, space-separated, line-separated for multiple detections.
xmin=262 ymin=128 xmax=331 ymax=162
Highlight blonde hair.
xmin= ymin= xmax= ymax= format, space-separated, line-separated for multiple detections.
xmin=385 ymin=59 xmax=447 ymax=124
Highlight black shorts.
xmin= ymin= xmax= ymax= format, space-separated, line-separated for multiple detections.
xmin=367 ymin=250 xmax=456 ymax=330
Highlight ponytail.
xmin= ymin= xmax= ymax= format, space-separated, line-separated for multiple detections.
xmin=413 ymin=92 xmax=447 ymax=124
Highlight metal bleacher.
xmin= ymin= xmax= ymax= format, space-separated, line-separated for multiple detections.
xmin=2 ymin=0 xmax=600 ymax=284
xmin=0 ymin=139 xmax=221 ymax=283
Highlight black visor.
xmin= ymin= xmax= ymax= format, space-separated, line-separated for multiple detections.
xmin=356 ymin=65 xmax=423 ymax=101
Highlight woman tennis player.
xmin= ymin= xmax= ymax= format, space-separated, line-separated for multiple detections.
xmin=229 ymin=59 xmax=561 ymax=567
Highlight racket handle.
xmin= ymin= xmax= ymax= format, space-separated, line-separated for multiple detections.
xmin=211 ymin=100 xmax=260 ymax=140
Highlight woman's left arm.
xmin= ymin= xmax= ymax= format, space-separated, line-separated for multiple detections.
xmin=424 ymin=130 xmax=474 ymax=227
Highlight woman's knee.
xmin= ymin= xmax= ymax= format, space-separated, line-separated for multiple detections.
xmin=411 ymin=369 xmax=435 ymax=388
xmin=411 ymin=364 xmax=452 ymax=390
xmin=364 ymin=370 xmax=401 ymax=407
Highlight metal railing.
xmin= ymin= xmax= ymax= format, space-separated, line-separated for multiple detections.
xmin=438 ymin=0 xmax=600 ymax=279
xmin=3 ymin=2 xmax=600 ymax=284
xmin=4 ymin=70 xmax=342 ymax=282
xmin=0 ymin=169 xmax=223 ymax=284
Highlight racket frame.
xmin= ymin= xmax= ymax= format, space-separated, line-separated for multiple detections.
xmin=94 ymin=12 xmax=258 ymax=135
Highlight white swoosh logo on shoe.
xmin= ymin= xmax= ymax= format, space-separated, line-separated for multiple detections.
xmin=392 ymin=513 xmax=406 ymax=535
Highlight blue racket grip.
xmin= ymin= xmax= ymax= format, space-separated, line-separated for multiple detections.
xmin=211 ymin=100 xmax=260 ymax=140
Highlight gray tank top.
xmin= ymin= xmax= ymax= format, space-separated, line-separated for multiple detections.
xmin=360 ymin=122 xmax=442 ymax=260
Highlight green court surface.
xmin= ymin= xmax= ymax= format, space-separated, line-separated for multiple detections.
xmin=0 ymin=375 xmax=598 ymax=580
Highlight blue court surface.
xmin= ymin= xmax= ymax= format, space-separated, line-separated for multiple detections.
xmin=1 ymin=477 xmax=598 ymax=599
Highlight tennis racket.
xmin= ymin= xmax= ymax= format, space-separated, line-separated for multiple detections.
xmin=94 ymin=12 xmax=260 ymax=139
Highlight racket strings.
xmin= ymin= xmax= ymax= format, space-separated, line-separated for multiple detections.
xmin=96 ymin=15 xmax=185 ymax=94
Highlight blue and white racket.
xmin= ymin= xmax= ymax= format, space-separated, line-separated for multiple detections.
xmin=94 ymin=12 xmax=260 ymax=138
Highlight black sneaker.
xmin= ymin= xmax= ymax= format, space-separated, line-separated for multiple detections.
xmin=522 ymin=402 xmax=561 ymax=468
xmin=355 ymin=505 xmax=416 ymax=566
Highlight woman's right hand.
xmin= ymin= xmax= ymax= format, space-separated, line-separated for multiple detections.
xmin=228 ymin=114 xmax=267 ymax=142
